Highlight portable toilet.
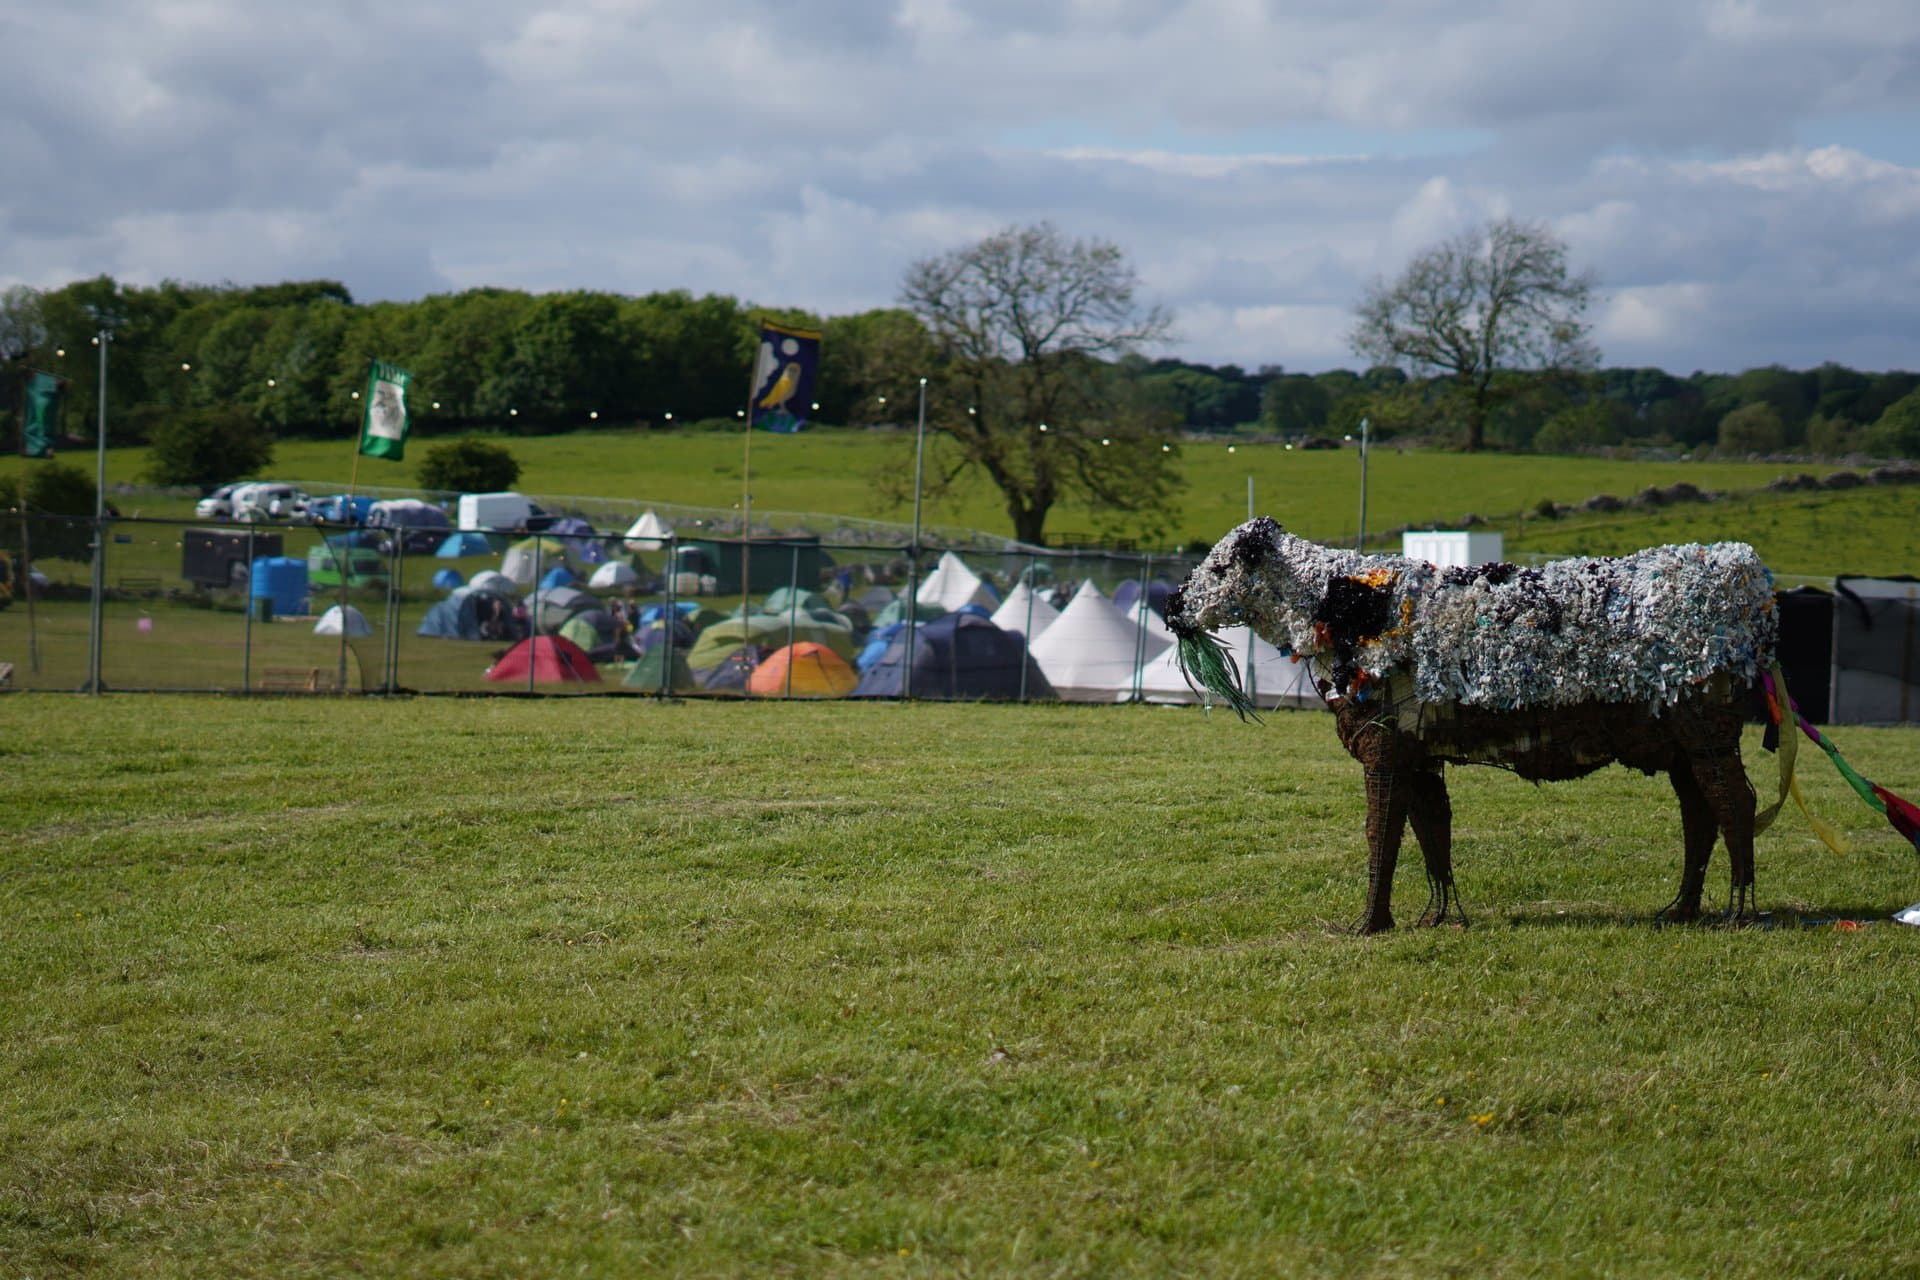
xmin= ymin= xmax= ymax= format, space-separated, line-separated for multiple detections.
xmin=248 ymin=556 xmax=309 ymax=619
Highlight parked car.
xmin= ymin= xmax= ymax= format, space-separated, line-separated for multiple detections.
xmin=308 ymin=494 xmax=377 ymax=525
xmin=231 ymin=482 xmax=310 ymax=523
xmin=195 ymin=482 xmax=245 ymax=520
xmin=366 ymin=498 xmax=452 ymax=554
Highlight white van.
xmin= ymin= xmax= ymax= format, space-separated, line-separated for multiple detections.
xmin=456 ymin=491 xmax=549 ymax=533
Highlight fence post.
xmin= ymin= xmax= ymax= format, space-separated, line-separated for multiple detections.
xmin=242 ymin=524 xmax=255 ymax=691
xmin=661 ymin=535 xmax=678 ymax=697
xmin=528 ymin=538 xmax=541 ymax=694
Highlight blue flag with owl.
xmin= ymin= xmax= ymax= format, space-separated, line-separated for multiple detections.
xmin=749 ymin=322 xmax=821 ymax=433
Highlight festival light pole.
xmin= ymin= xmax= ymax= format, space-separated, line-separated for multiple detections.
xmin=1354 ymin=416 xmax=1371 ymax=553
xmin=904 ymin=378 xmax=928 ymax=699
xmin=87 ymin=328 xmax=110 ymax=695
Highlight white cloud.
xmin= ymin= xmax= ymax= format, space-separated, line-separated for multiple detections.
xmin=0 ymin=1 xmax=1916 ymax=375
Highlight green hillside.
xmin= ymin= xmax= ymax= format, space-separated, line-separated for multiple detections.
xmin=9 ymin=430 xmax=1913 ymax=577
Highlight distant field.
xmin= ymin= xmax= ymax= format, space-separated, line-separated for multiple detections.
xmin=1 ymin=429 xmax=1861 ymax=556
xmin=5 ymin=696 xmax=1920 ymax=1275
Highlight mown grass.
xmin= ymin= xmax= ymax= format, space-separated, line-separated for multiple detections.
xmin=5 ymin=696 xmax=1920 ymax=1276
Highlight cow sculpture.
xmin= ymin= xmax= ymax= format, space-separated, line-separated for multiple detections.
xmin=1167 ymin=517 xmax=1782 ymax=933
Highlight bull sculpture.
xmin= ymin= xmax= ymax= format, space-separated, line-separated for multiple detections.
xmin=1167 ymin=518 xmax=1782 ymax=933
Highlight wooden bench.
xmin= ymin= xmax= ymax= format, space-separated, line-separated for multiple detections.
xmin=117 ymin=574 xmax=163 ymax=592
xmin=259 ymin=666 xmax=337 ymax=693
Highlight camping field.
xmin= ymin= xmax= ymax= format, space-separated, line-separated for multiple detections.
xmin=6 ymin=695 xmax=1920 ymax=1276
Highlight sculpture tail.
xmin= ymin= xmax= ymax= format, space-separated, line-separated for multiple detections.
xmin=1175 ymin=630 xmax=1262 ymax=723
xmin=1761 ymin=665 xmax=1920 ymax=855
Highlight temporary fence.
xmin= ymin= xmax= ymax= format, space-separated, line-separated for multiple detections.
xmin=0 ymin=511 xmax=1231 ymax=704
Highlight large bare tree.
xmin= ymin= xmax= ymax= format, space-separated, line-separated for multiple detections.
xmin=1351 ymin=217 xmax=1597 ymax=451
xmin=899 ymin=222 xmax=1178 ymax=546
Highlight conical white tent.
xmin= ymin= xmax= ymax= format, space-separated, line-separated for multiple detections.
xmin=624 ymin=509 xmax=674 ymax=553
xmin=1028 ymin=580 xmax=1170 ymax=702
xmin=588 ymin=560 xmax=641 ymax=589
xmin=468 ymin=569 xmax=518 ymax=596
xmin=916 ymin=550 xmax=998 ymax=612
xmin=991 ymin=581 xmax=1060 ymax=640
xmin=1127 ymin=626 xmax=1322 ymax=710
xmin=313 ymin=604 xmax=373 ymax=637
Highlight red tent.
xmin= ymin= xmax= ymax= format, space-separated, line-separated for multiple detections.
xmin=484 ymin=635 xmax=602 ymax=684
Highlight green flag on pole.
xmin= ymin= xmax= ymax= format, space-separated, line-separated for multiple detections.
xmin=357 ymin=360 xmax=412 ymax=461
xmin=22 ymin=370 xmax=61 ymax=457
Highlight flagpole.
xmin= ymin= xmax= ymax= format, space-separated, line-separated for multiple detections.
xmin=339 ymin=360 xmax=371 ymax=695
xmin=741 ymin=333 xmax=760 ymax=619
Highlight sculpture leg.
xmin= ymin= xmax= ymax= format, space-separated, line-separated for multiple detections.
xmin=1692 ymin=754 xmax=1758 ymax=921
xmin=1662 ymin=766 xmax=1716 ymax=923
xmin=1407 ymin=768 xmax=1464 ymax=927
xmin=1359 ymin=764 xmax=1413 ymax=934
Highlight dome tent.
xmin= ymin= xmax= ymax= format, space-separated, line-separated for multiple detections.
xmin=313 ymin=604 xmax=373 ymax=637
xmin=747 ymin=642 xmax=859 ymax=699
xmin=852 ymin=613 xmax=1054 ymax=702
xmin=588 ymin=560 xmax=641 ymax=590
xmin=485 ymin=635 xmax=601 ymax=685
xmin=500 ymin=536 xmax=573 ymax=587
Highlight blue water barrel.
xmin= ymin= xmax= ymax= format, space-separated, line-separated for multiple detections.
xmin=249 ymin=556 xmax=309 ymax=617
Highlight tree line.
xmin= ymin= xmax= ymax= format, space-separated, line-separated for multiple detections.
xmin=7 ymin=273 xmax=1914 ymax=463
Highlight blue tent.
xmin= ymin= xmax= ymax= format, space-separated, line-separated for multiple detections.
xmin=1112 ymin=578 xmax=1176 ymax=621
xmin=417 ymin=587 xmax=522 ymax=641
xmin=432 ymin=567 xmax=465 ymax=590
xmin=540 ymin=565 xmax=575 ymax=590
xmin=640 ymin=600 xmax=704 ymax=624
xmin=851 ymin=613 xmax=1055 ymax=701
xmin=855 ymin=622 xmax=907 ymax=672
xmin=547 ymin=516 xmax=609 ymax=565
xmin=437 ymin=531 xmax=498 ymax=558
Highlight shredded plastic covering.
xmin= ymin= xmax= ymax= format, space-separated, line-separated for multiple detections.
xmin=1171 ymin=517 xmax=1777 ymax=712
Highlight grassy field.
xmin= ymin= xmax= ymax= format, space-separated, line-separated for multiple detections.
xmin=2 ymin=430 xmax=1876 ymax=566
xmin=6 ymin=696 xmax=1920 ymax=1276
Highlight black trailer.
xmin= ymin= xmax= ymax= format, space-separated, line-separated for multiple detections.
xmin=183 ymin=527 xmax=281 ymax=589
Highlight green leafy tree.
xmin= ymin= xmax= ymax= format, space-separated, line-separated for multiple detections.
xmin=0 ymin=462 xmax=100 ymax=563
xmin=142 ymin=406 xmax=275 ymax=489
xmin=1534 ymin=400 xmax=1623 ymax=454
xmin=1868 ymin=388 xmax=1920 ymax=458
xmin=1716 ymin=402 xmax=1786 ymax=455
xmin=898 ymin=222 xmax=1179 ymax=545
xmin=415 ymin=438 xmax=522 ymax=494
xmin=1804 ymin=412 xmax=1860 ymax=457
xmin=1351 ymin=217 xmax=1598 ymax=451
xmin=1260 ymin=375 xmax=1332 ymax=435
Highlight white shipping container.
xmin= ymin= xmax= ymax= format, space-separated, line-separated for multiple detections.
xmin=1402 ymin=530 xmax=1504 ymax=568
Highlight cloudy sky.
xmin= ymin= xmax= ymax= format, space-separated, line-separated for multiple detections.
xmin=4 ymin=0 xmax=1918 ymax=374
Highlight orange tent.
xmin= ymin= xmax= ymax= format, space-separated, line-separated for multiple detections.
xmin=484 ymin=635 xmax=602 ymax=684
xmin=747 ymin=641 xmax=858 ymax=699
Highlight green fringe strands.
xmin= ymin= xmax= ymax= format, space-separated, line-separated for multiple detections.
xmin=1177 ymin=631 xmax=1262 ymax=722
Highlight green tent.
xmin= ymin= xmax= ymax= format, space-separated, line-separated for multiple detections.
xmin=622 ymin=646 xmax=697 ymax=693
xmin=760 ymin=586 xmax=833 ymax=617
xmin=873 ymin=596 xmax=946 ymax=628
xmin=685 ymin=611 xmax=859 ymax=670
